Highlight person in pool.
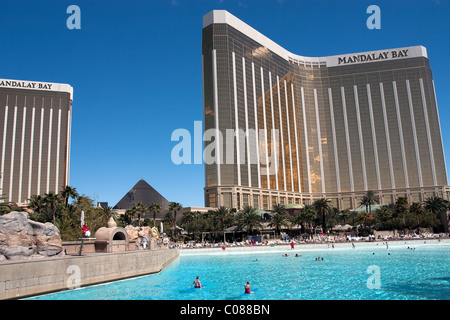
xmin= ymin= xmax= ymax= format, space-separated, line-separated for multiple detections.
xmin=244 ymin=282 xmax=254 ymax=294
xmin=189 ymin=276 xmax=203 ymax=288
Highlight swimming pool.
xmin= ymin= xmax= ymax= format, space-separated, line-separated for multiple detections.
xmin=27 ymin=240 xmax=450 ymax=300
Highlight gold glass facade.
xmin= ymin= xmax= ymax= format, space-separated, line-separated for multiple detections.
xmin=0 ymin=80 xmax=73 ymax=204
xmin=202 ymin=11 xmax=449 ymax=210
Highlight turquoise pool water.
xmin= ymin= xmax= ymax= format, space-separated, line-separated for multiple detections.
xmin=28 ymin=240 xmax=450 ymax=300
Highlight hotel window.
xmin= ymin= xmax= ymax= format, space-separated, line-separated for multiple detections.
xmin=243 ymin=194 xmax=249 ymax=207
xmin=223 ymin=193 xmax=232 ymax=209
xmin=263 ymin=195 xmax=269 ymax=210
xmin=272 ymin=196 xmax=278 ymax=208
xmin=342 ymin=198 xmax=352 ymax=210
xmin=209 ymin=194 xmax=216 ymax=208
xmin=253 ymin=195 xmax=259 ymax=209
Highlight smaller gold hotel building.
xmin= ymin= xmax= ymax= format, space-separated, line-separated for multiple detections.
xmin=0 ymin=79 xmax=73 ymax=205
xmin=202 ymin=10 xmax=449 ymax=210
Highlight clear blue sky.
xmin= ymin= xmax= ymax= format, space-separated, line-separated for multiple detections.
xmin=1 ymin=0 xmax=449 ymax=207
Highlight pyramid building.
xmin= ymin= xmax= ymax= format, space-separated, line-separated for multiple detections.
xmin=113 ymin=179 xmax=170 ymax=213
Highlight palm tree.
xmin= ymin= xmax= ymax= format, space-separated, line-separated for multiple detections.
xmin=163 ymin=211 xmax=174 ymax=230
xmin=235 ymin=205 xmax=263 ymax=236
xmin=339 ymin=209 xmax=351 ymax=225
xmin=269 ymin=212 xmax=289 ymax=235
xmin=376 ymin=205 xmax=393 ymax=230
xmin=213 ymin=206 xmax=233 ymax=242
xmin=360 ymin=190 xmax=379 ymax=214
xmin=149 ymin=203 xmax=161 ymax=227
xmin=131 ymin=202 xmax=148 ymax=227
xmin=313 ymin=198 xmax=333 ymax=233
xmin=124 ymin=208 xmax=135 ymax=225
xmin=28 ymin=194 xmax=46 ymax=214
xmin=299 ymin=207 xmax=316 ymax=236
xmin=59 ymin=185 xmax=79 ymax=207
xmin=272 ymin=203 xmax=288 ymax=216
xmin=289 ymin=213 xmax=303 ymax=231
xmin=409 ymin=202 xmax=425 ymax=228
xmin=269 ymin=203 xmax=288 ymax=235
xmin=101 ymin=206 xmax=118 ymax=220
xmin=395 ymin=196 xmax=409 ymax=229
xmin=0 ymin=194 xmax=13 ymax=216
xmin=169 ymin=202 xmax=183 ymax=236
xmin=43 ymin=192 xmax=62 ymax=223
xmin=181 ymin=211 xmax=195 ymax=233
xmin=424 ymin=196 xmax=449 ymax=232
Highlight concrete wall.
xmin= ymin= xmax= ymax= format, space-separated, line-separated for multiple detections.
xmin=0 ymin=248 xmax=179 ymax=300
xmin=61 ymin=240 xmax=141 ymax=255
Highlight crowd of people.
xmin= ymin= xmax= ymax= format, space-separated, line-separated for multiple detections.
xmin=173 ymin=231 xmax=447 ymax=250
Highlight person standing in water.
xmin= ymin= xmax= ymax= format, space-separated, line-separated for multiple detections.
xmin=189 ymin=276 xmax=203 ymax=288
xmin=244 ymin=282 xmax=254 ymax=294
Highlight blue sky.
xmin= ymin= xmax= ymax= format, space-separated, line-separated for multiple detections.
xmin=1 ymin=0 xmax=449 ymax=207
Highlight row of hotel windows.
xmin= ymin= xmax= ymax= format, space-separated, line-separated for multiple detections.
xmin=207 ymin=189 xmax=449 ymax=211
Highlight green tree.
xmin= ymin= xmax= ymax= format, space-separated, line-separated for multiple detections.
xmin=235 ymin=205 xmax=263 ymax=236
xmin=124 ymin=208 xmax=134 ymax=225
xmin=169 ymin=202 xmax=183 ymax=237
xmin=58 ymin=205 xmax=80 ymax=241
xmin=181 ymin=211 xmax=196 ymax=235
xmin=299 ymin=207 xmax=316 ymax=235
xmin=0 ymin=194 xmax=14 ymax=216
xmin=272 ymin=203 xmax=288 ymax=216
xmin=395 ymin=196 xmax=409 ymax=230
xmin=376 ymin=205 xmax=394 ymax=230
xmin=339 ymin=209 xmax=351 ymax=225
xmin=59 ymin=185 xmax=79 ymax=207
xmin=409 ymin=202 xmax=425 ymax=228
xmin=268 ymin=212 xmax=289 ymax=235
xmin=360 ymin=190 xmax=379 ymax=214
xmin=42 ymin=192 xmax=63 ymax=223
xmin=149 ymin=203 xmax=161 ymax=227
xmin=130 ymin=202 xmax=148 ymax=227
xmin=101 ymin=205 xmax=118 ymax=220
xmin=313 ymin=198 xmax=333 ymax=233
xmin=424 ymin=196 xmax=449 ymax=232
xmin=358 ymin=212 xmax=375 ymax=235
xmin=213 ymin=206 xmax=234 ymax=241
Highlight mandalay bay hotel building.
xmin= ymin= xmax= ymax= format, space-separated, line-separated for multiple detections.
xmin=202 ymin=10 xmax=449 ymax=211
xmin=0 ymin=79 xmax=73 ymax=205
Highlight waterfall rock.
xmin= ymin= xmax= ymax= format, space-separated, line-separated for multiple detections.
xmin=0 ymin=211 xmax=63 ymax=261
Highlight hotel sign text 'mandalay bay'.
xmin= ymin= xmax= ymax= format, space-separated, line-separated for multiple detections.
xmin=201 ymin=10 xmax=449 ymax=210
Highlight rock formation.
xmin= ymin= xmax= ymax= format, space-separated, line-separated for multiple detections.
xmin=124 ymin=225 xmax=160 ymax=239
xmin=125 ymin=225 xmax=150 ymax=241
xmin=0 ymin=211 xmax=63 ymax=261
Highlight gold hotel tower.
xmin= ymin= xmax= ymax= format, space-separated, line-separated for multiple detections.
xmin=202 ymin=10 xmax=449 ymax=210
xmin=0 ymin=79 xmax=73 ymax=205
